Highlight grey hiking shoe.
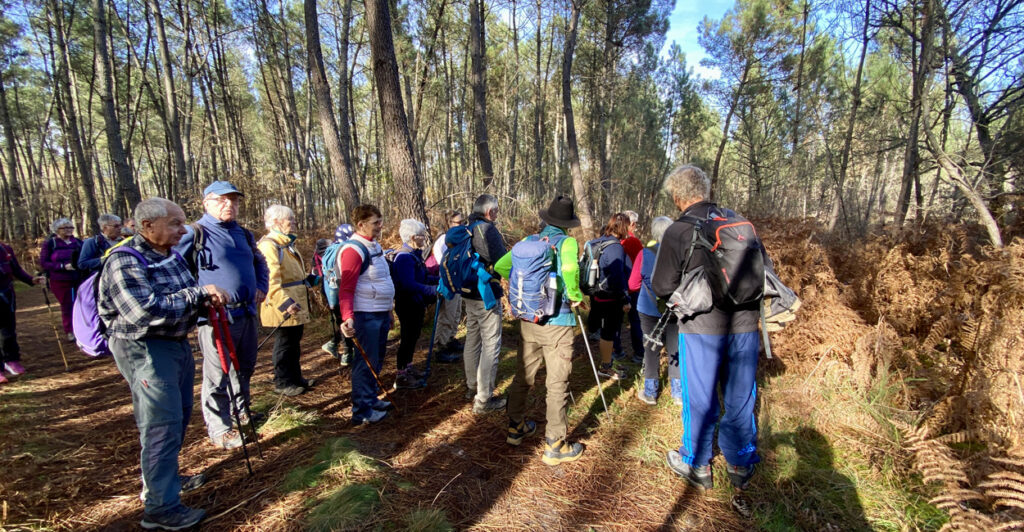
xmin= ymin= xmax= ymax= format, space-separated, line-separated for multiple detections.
xmin=473 ymin=396 xmax=507 ymax=414
xmin=465 ymin=387 xmax=477 ymax=401
xmin=597 ymin=362 xmax=627 ymax=381
xmin=322 ymin=340 xmax=338 ymax=358
xmin=666 ymin=450 xmax=713 ymax=490
xmin=210 ymin=429 xmax=243 ymax=450
xmin=726 ymin=462 xmax=756 ymax=489
xmin=140 ymin=504 xmax=206 ymax=530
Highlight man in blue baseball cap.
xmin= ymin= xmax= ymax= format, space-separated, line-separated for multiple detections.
xmin=175 ymin=180 xmax=270 ymax=449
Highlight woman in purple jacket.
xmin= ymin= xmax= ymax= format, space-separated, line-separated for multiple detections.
xmin=391 ymin=219 xmax=438 ymax=389
xmin=39 ymin=218 xmax=83 ymax=340
xmin=1 ymin=242 xmax=44 ymax=383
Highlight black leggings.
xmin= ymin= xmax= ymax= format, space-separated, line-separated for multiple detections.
xmin=395 ymin=301 xmax=426 ymax=370
xmin=589 ymin=298 xmax=624 ymax=342
xmin=272 ymin=325 xmax=305 ymax=388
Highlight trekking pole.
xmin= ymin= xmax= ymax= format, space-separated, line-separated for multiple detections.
xmin=419 ymin=295 xmax=443 ymax=387
xmin=573 ymin=308 xmax=609 ymax=414
xmin=40 ymin=284 xmax=70 ymax=372
xmin=255 ymin=316 xmax=289 ymax=351
xmin=216 ymin=309 xmax=263 ymax=460
xmin=350 ymin=336 xmax=397 ymax=406
xmin=209 ymin=307 xmax=254 ymax=476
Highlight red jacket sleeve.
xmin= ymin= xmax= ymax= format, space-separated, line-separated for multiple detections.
xmin=628 ymin=251 xmax=643 ymax=292
xmin=338 ymin=246 xmax=364 ymax=321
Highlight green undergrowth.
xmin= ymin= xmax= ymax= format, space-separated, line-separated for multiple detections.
xmin=282 ymin=437 xmax=380 ymax=492
xmin=399 ymin=508 xmax=453 ymax=531
xmin=306 ymin=483 xmax=380 ymax=532
xmin=259 ymin=404 xmax=320 ymax=441
xmin=752 ymin=368 xmax=947 ymax=531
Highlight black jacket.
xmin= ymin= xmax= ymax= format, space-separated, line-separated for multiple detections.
xmin=465 ymin=213 xmax=508 ymax=300
xmin=651 ymin=201 xmax=764 ymax=335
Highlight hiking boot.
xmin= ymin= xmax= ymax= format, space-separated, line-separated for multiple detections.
xmin=465 ymin=387 xmax=477 ymax=401
xmin=339 ymin=350 xmax=353 ymax=367
xmin=435 ymin=347 xmax=461 ymax=363
xmin=542 ymin=438 xmax=585 ymax=466
xmin=3 ymin=361 xmax=26 ymax=376
xmin=180 ymin=473 xmax=207 ymax=494
xmin=670 ymin=378 xmax=683 ymax=406
xmin=637 ymin=381 xmax=657 ymax=406
xmin=597 ymin=362 xmax=626 ymax=381
xmin=321 ymin=340 xmax=338 ymax=358
xmin=472 ymin=396 xmax=507 ymax=415
xmin=353 ymin=408 xmax=388 ymax=425
xmin=371 ymin=398 xmax=392 ymax=411
xmin=506 ymin=419 xmax=537 ymax=446
xmin=300 ymin=378 xmax=317 ymax=390
xmin=611 ymin=350 xmax=627 ymax=362
xmin=66 ymin=332 xmax=75 ymax=342
xmin=140 ymin=504 xmax=206 ymax=530
xmin=393 ymin=369 xmax=425 ymax=390
xmin=275 ymin=385 xmax=305 ymax=397
xmin=236 ymin=411 xmax=265 ymax=428
xmin=211 ymin=430 xmax=243 ymax=450
xmin=666 ymin=450 xmax=713 ymax=490
xmin=726 ymin=463 xmax=756 ymax=490
xmin=446 ymin=338 xmax=464 ymax=352
xmin=631 ymin=353 xmax=644 ymax=365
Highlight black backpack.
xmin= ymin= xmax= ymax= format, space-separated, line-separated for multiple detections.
xmin=680 ymin=209 xmax=765 ymax=309
xmin=578 ymin=238 xmax=619 ymax=298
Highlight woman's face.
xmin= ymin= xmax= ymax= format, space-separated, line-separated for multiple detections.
xmin=57 ymin=225 xmax=75 ymax=239
xmin=409 ymin=233 xmax=427 ymax=249
xmin=357 ymin=215 xmax=383 ymax=240
xmin=449 ymin=215 xmax=464 ymax=228
xmin=277 ymin=215 xmax=296 ymax=235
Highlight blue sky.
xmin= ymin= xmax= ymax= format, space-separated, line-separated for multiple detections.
xmin=661 ymin=0 xmax=735 ymax=79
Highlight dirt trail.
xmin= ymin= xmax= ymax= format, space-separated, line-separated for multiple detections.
xmin=0 ymin=286 xmax=749 ymax=531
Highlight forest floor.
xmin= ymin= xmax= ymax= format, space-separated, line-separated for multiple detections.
xmin=0 ymin=245 xmax=947 ymax=531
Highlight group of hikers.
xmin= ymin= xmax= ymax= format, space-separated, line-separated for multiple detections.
xmin=0 ymin=164 xmax=796 ymax=530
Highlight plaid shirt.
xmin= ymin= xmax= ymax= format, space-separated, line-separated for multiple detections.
xmin=99 ymin=235 xmax=208 ymax=340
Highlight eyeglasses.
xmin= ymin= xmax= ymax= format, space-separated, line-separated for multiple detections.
xmin=206 ymin=195 xmax=242 ymax=204
xmin=58 ymin=226 xmax=75 ymax=230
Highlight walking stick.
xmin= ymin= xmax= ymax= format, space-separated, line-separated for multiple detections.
xmin=574 ymin=309 xmax=609 ymax=414
xmin=209 ymin=307 xmax=254 ymax=475
xmin=214 ymin=308 xmax=263 ymax=460
xmin=40 ymin=284 xmax=70 ymax=372
xmin=418 ymin=295 xmax=443 ymax=387
xmin=350 ymin=336 xmax=397 ymax=407
xmin=255 ymin=299 xmax=296 ymax=351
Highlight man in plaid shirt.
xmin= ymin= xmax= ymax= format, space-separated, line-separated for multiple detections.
xmin=99 ymin=198 xmax=229 ymax=531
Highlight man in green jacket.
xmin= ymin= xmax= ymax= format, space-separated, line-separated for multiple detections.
xmin=494 ymin=195 xmax=587 ymax=466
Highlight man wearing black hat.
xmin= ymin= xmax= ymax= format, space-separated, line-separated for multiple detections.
xmin=494 ymin=195 xmax=587 ymax=465
xmin=175 ymin=180 xmax=269 ymax=449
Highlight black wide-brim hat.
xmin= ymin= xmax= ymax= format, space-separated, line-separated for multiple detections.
xmin=539 ymin=195 xmax=581 ymax=228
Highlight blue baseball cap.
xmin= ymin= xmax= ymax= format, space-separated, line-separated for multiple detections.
xmin=203 ymin=180 xmax=244 ymax=197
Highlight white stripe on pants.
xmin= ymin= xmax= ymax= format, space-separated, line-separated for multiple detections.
xmin=463 ymin=298 xmax=502 ymax=403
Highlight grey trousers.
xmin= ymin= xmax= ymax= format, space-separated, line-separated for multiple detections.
xmin=197 ymin=314 xmax=258 ymax=439
xmin=462 ymin=298 xmax=502 ymax=403
xmin=434 ymin=294 xmax=463 ymax=346
xmin=110 ymin=336 xmax=194 ymax=517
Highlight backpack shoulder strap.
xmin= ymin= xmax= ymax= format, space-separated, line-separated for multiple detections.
xmin=342 ymin=239 xmax=373 ymax=275
xmin=109 ymin=245 xmax=149 ymax=268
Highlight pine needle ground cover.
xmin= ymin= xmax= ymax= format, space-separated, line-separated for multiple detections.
xmin=1 ymin=220 xmax=1021 ymax=530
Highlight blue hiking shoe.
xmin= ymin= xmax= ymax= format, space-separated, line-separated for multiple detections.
xmin=670 ymin=378 xmax=683 ymax=406
xmin=637 ymin=378 xmax=658 ymax=405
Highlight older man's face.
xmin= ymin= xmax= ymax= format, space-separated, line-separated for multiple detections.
xmin=141 ymin=205 xmax=188 ymax=250
xmin=204 ymin=192 xmax=241 ymax=222
xmin=101 ymin=221 xmax=123 ymax=240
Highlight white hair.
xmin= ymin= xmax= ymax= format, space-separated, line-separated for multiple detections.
xmin=663 ymin=165 xmax=710 ymax=203
xmin=97 ymin=213 xmax=122 ymax=228
xmin=651 ymin=216 xmax=673 ymax=243
xmin=624 ymin=210 xmax=639 ymax=224
xmin=51 ymin=218 xmax=73 ymax=233
xmin=399 ymin=219 xmax=427 ymax=243
xmin=134 ymin=198 xmax=174 ymax=224
xmin=473 ymin=194 xmax=499 ymax=215
xmin=264 ymin=205 xmax=294 ymax=229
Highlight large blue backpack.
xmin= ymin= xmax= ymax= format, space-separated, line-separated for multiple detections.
xmin=438 ymin=222 xmax=497 ymax=309
xmin=508 ymin=234 xmax=567 ymax=323
xmin=322 ymin=239 xmax=377 ymax=308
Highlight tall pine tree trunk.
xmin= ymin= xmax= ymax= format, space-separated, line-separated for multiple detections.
xmin=148 ymin=0 xmax=189 ymax=199
xmin=562 ymin=0 xmax=595 ymax=237
xmin=95 ymin=0 xmax=141 ymax=214
xmin=469 ymin=0 xmax=494 ymax=188
xmin=0 ymin=73 xmax=26 ymax=238
xmin=304 ymin=0 xmax=359 ymax=213
xmin=364 ymin=0 xmax=429 ymax=227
